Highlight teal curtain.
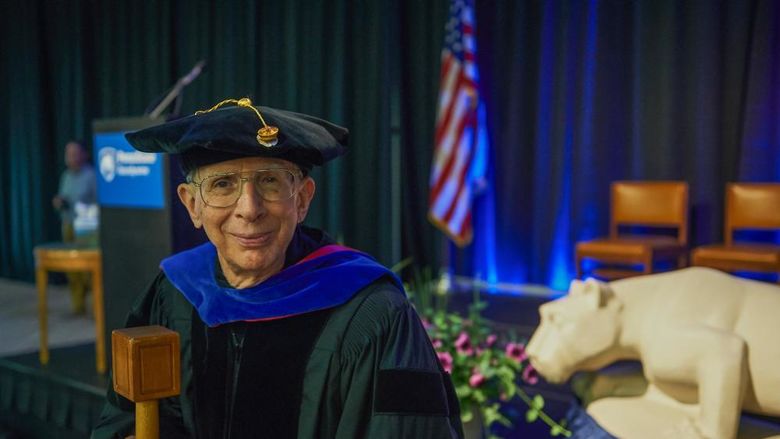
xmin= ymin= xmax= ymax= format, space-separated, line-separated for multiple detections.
xmin=1 ymin=0 xmax=449 ymax=281
xmin=399 ymin=0 xmax=452 ymax=274
xmin=1 ymin=0 xmax=60 ymax=281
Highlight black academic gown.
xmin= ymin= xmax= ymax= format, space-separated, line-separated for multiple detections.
xmin=91 ymin=228 xmax=463 ymax=439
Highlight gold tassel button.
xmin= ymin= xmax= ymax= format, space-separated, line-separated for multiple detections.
xmin=257 ymin=126 xmax=280 ymax=147
xmin=195 ymin=97 xmax=279 ymax=147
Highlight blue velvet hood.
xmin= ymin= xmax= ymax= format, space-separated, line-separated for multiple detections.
xmin=161 ymin=228 xmax=402 ymax=326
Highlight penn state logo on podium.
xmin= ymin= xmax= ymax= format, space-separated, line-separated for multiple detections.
xmin=99 ymin=146 xmax=117 ymax=183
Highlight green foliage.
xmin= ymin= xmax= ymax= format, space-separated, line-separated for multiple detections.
xmin=402 ymin=266 xmax=571 ymax=438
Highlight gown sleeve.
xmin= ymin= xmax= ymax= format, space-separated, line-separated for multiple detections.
xmin=90 ymin=273 xmax=191 ymax=439
xmin=333 ymin=283 xmax=464 ymax=439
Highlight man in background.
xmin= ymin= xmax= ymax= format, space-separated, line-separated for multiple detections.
xmin=52 ymin=140 xmax=97 ymax=313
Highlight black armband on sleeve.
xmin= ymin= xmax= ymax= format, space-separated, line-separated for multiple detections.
xmin=374 ymin=369 xmax=449 ymax=416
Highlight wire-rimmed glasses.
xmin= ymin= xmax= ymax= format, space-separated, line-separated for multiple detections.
xmin=189 ymin=168 xmax=301 ymax=207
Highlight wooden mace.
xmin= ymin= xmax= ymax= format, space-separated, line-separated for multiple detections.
xmin=112 ymin=326 xmax=181 ymax=439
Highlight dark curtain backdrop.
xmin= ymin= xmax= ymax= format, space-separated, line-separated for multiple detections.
xmin=451 ymin=0 xmax=780 ymax=290
xmin=0 ymin=0 xmax=448 ymax=281
xmin=2 ymin=0 xmax=779 ymax=289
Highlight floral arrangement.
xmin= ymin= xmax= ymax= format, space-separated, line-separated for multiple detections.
xmin=404 ymin=266 xmax=571 ymax=439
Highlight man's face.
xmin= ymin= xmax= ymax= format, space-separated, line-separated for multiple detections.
xmin=65 ymin=142 xmax=86 ymax=171
xmin=177 ymin=156 xmax=315 ymax=287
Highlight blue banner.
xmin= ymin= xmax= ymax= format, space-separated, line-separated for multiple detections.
xmin=93 ymin=132 xmax=165 ymax=209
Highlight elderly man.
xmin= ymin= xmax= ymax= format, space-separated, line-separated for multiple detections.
xmin=91 ymin=98 xmax=462 ymax=439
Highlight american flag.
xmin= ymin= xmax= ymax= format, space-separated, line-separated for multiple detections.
xmin=428 ymin=0 xmax=481 ymax=247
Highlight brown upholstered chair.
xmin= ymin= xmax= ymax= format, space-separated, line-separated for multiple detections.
xmin=691 ymin=183 xmax=780 ymax=282
xmin=575 ymin=181 xmax=689 ymax=280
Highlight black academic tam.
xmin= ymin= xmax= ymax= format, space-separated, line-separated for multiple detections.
xmin=125 ymin=98 xmax=349 ymax=174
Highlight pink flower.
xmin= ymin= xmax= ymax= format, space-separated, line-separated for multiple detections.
xmin=437 ymin=351 xmax=453 ymax=373
xmin=485 ymin=334 xmax=497 ymax=347
xmin=455 ymin=332 xmax=469 ymax=348
xmin=469 ymin=372 xmax=486 ymax=387
xmin=422 ymin=319 xmax=433 ymax=330
xmin=432 ymin=339 xmax=443 ymax=349
xmin=455 ymin=332 xmax=474 ymax=356
xmin=505 ymin=342 xmax=527 ymax=362
xmin=522 ymin=364 xmax=539 ymax=385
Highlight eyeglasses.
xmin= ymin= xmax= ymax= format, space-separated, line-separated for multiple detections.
xmin=189 ymin=168 xmax=301 ymax=208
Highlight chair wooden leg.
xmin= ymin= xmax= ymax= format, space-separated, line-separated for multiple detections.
xmin=677 ymin=254 xmax=687 ymax=269
xmin=643 ymin=253 xmax=653 ymax=275
xmin=575 ymin=254 xmax=583 ymax=279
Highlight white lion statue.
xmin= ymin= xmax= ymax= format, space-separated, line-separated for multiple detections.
xmin=526 ymin=267 xmax=780 ymax=439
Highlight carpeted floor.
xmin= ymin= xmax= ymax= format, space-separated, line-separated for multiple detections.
xmin=0 ymin=277 xmax=95 ymax=357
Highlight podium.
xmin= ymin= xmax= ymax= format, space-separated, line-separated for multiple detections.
xmin=92 ymin=117 xmax=206 ymax=372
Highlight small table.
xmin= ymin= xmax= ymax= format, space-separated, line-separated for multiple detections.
xmin=33 ymin=243 xmax=106 ymax=374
